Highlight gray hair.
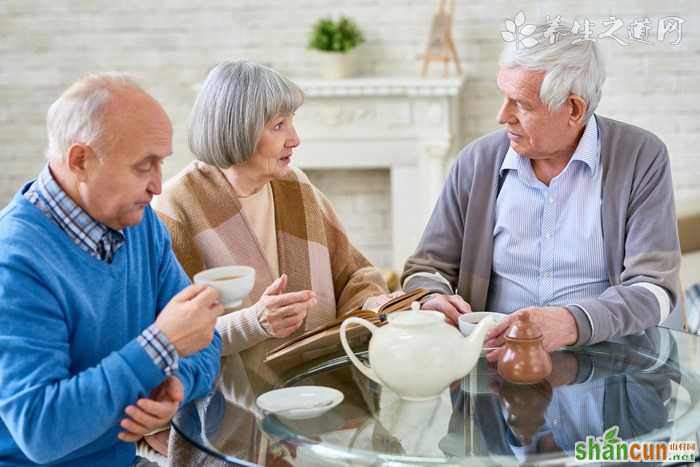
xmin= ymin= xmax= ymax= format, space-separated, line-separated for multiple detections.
xmin=500 ymin=20 xmax=606 ymax=120
xmin=45 ymin=73 xmax=143 ymax=161
xmin=188 ymin=61 xmax=304 ymax=168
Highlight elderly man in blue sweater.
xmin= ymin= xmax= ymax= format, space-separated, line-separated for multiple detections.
xmin=0 ymin=74 xmax=223 ymax=466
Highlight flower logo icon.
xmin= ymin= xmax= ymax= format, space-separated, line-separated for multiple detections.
xmin=501 ymin=11 xmax=538 ymax=49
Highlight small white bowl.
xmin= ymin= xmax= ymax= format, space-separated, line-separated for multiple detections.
xmin=193 ymin=265 xmax=255 ymax=309
xmin=256 ymin=386 xmax=344 ymax=420
xmin=458 ymin=311 xmax=507 ymax=336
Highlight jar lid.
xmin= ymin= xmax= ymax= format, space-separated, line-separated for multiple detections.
xmin=505 ymin=313 xmax=543 ymax=340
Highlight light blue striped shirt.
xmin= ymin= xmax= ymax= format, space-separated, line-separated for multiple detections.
xmin=487 ymin=116 xmax=610 ymax=314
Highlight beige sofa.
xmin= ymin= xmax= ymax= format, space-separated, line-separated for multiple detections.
xmin=678 ymin=198 xmax=700 ymax=332
xmin=678 ymin=199 xmax=700 ymax=289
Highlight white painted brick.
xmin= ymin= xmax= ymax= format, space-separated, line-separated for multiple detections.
xmin=304 ymin=168 xmax=392 ymax=268
xmin=2 ymin=0 xmax=698 ymax=269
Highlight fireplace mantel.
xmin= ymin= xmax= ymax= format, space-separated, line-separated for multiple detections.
xmin=296 ymin=78 xmax=465 ymax=97
xmin=293 ymin=76 xmax=468 ymax=273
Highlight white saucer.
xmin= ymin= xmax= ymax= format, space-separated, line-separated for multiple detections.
xmin=256 ymin=386 xmax=344 ymax=420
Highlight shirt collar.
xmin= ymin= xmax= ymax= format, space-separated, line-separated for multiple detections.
xmin=32 ymin=165 xmax=125 ymax=261
xmin=570 ymin=115 xmax=599 ymax=174
xmin=500 ymin=115 xmax=600 ymax=177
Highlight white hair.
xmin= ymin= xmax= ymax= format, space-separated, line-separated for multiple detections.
xmin=45 ymin=73 xmax=144 ymax=161
xmin=500 ymin=20 xmax=606 ymax=120
xmin=188 ymin=61 xmax=304 ymax=168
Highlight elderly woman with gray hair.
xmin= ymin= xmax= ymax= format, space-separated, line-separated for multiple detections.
xmin=154 ymin=61 xmax=390 ymax=374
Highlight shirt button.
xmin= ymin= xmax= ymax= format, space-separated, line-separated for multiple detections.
xmin=548 ymin=196 xmax=555 ymax=203
xmin=544 ymin=233 xmax=551 ymax=239
xmin=544 ymin=272 xmax=552 ymax=278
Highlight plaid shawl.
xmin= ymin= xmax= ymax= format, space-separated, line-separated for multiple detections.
xmin=154 ymin=161 xmax=387 ymax=372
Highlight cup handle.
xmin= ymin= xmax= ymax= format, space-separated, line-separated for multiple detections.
xmin=339 ymin=317 xmax=383 ymax=386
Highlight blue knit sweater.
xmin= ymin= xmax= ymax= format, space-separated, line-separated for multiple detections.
xmin=0 ymin=184 xmax=221 ymax=466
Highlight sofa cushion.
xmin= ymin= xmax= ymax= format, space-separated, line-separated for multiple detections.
xmin=677 ymin=198 xmax=700 ymax=254
xmin=681 ymin=250 xmax=700 ymax=288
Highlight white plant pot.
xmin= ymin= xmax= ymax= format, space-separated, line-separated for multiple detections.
xmin=318 ymin=50 xmax=357 ymax=79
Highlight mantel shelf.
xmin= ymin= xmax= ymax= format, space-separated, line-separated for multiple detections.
xmin=293 ymin=76 xmax=466 ymax=97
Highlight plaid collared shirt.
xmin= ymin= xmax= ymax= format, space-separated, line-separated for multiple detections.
xmin=136 ymin=324 xmax=179 ymax=377
xmin=25 ymin=165 xmax=125 ymax=263
xmin=24 ymin=165 xmax=179 ymax=376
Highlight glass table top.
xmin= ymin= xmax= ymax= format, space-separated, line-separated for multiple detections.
xmin=172 ymin=327 xmax=700 ymax=466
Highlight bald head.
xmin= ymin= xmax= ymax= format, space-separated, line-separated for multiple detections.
xmin=96 ymin=84 xmax=172 ymax=158
xmin=45 ymin=73 xmax=167 ymax=162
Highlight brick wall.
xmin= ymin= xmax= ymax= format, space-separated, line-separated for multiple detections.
xmin=2 ymin=1 xmax=698 ymax=269
xmin=305 ymin=169 xmax=391 ymax=269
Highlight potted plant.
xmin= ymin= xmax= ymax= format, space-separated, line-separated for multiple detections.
xmin=308 ymin=16 xmax=365 ymax=79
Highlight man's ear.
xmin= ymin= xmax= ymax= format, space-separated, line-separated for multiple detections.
xmin=66 ymin=143 xmax=93 ymax=182
xmin=568 ymin=94 xmax=588 ymax=126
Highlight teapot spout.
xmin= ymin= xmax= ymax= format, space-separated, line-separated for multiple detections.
xmin=455 ymin=316 xmax=497 ymax=379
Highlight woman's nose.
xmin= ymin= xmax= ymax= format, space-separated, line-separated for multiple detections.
xmin=287 ymin=125 xmax=300 ymax=147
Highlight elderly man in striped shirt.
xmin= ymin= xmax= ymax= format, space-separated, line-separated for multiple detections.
xmin=402 ymin=21 xmax=681 ymax=354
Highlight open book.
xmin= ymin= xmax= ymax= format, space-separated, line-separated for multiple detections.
xmin=264 ymin=288 xmax=430 ymax=365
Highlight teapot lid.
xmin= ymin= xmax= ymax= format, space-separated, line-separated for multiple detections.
xmin=505 ymin=313 xmax=543 ymax=340
xmin=389 ymin=309 xmax=444 ymax=326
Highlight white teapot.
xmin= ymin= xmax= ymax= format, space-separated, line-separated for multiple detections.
xmin=340 ymin=304 xmax=496 ymax=401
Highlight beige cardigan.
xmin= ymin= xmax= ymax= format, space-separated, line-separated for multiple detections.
xmin=154 ymin=161 xmax=387 ymax=377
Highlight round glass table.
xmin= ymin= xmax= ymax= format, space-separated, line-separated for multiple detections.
xmin=171 ymin=327 xmax=700 ymax=465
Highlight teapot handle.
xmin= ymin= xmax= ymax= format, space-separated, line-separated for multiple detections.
xmin=339 ymin=317 xmax=383 ymax=386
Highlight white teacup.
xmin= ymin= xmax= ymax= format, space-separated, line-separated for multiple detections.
xmin=458 ymin=311 xmax=506 ymax=336
xmin=193 ymin=266 xmax=255 ymax=309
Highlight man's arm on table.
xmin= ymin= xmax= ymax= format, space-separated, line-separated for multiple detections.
xmin=565 ymin=143 xmax=680 ymax=345
xmin=117 ymin=237 xmax=222 ymax=442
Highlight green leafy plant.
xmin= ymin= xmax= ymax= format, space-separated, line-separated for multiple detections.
xmin=308 ymin=16 xmax=365 ymax=53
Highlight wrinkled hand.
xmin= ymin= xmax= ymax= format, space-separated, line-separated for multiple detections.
xmin=155 ymin=284 xmax=225 ymax=356
xmin=118 ymin=376 xmax=184 ymax=443
xmin=256 ymin=274 xmax=317 ymax=338
xmin=421 ymin=293 xmax=471 ymax=325
xmin=362 ymin=291 xmax=404 ymax=311
xmin=484 ymin=307 xmax=578 ymax=362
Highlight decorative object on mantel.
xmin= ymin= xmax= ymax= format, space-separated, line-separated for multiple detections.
xmin=308 ymin=16 xmax=365 ymax=79
xmin=418 ymin=0 xmax=462 ymax=78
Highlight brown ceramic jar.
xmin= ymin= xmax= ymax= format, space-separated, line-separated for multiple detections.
xmin=497 ymin=313 xmax=552 ymax=384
